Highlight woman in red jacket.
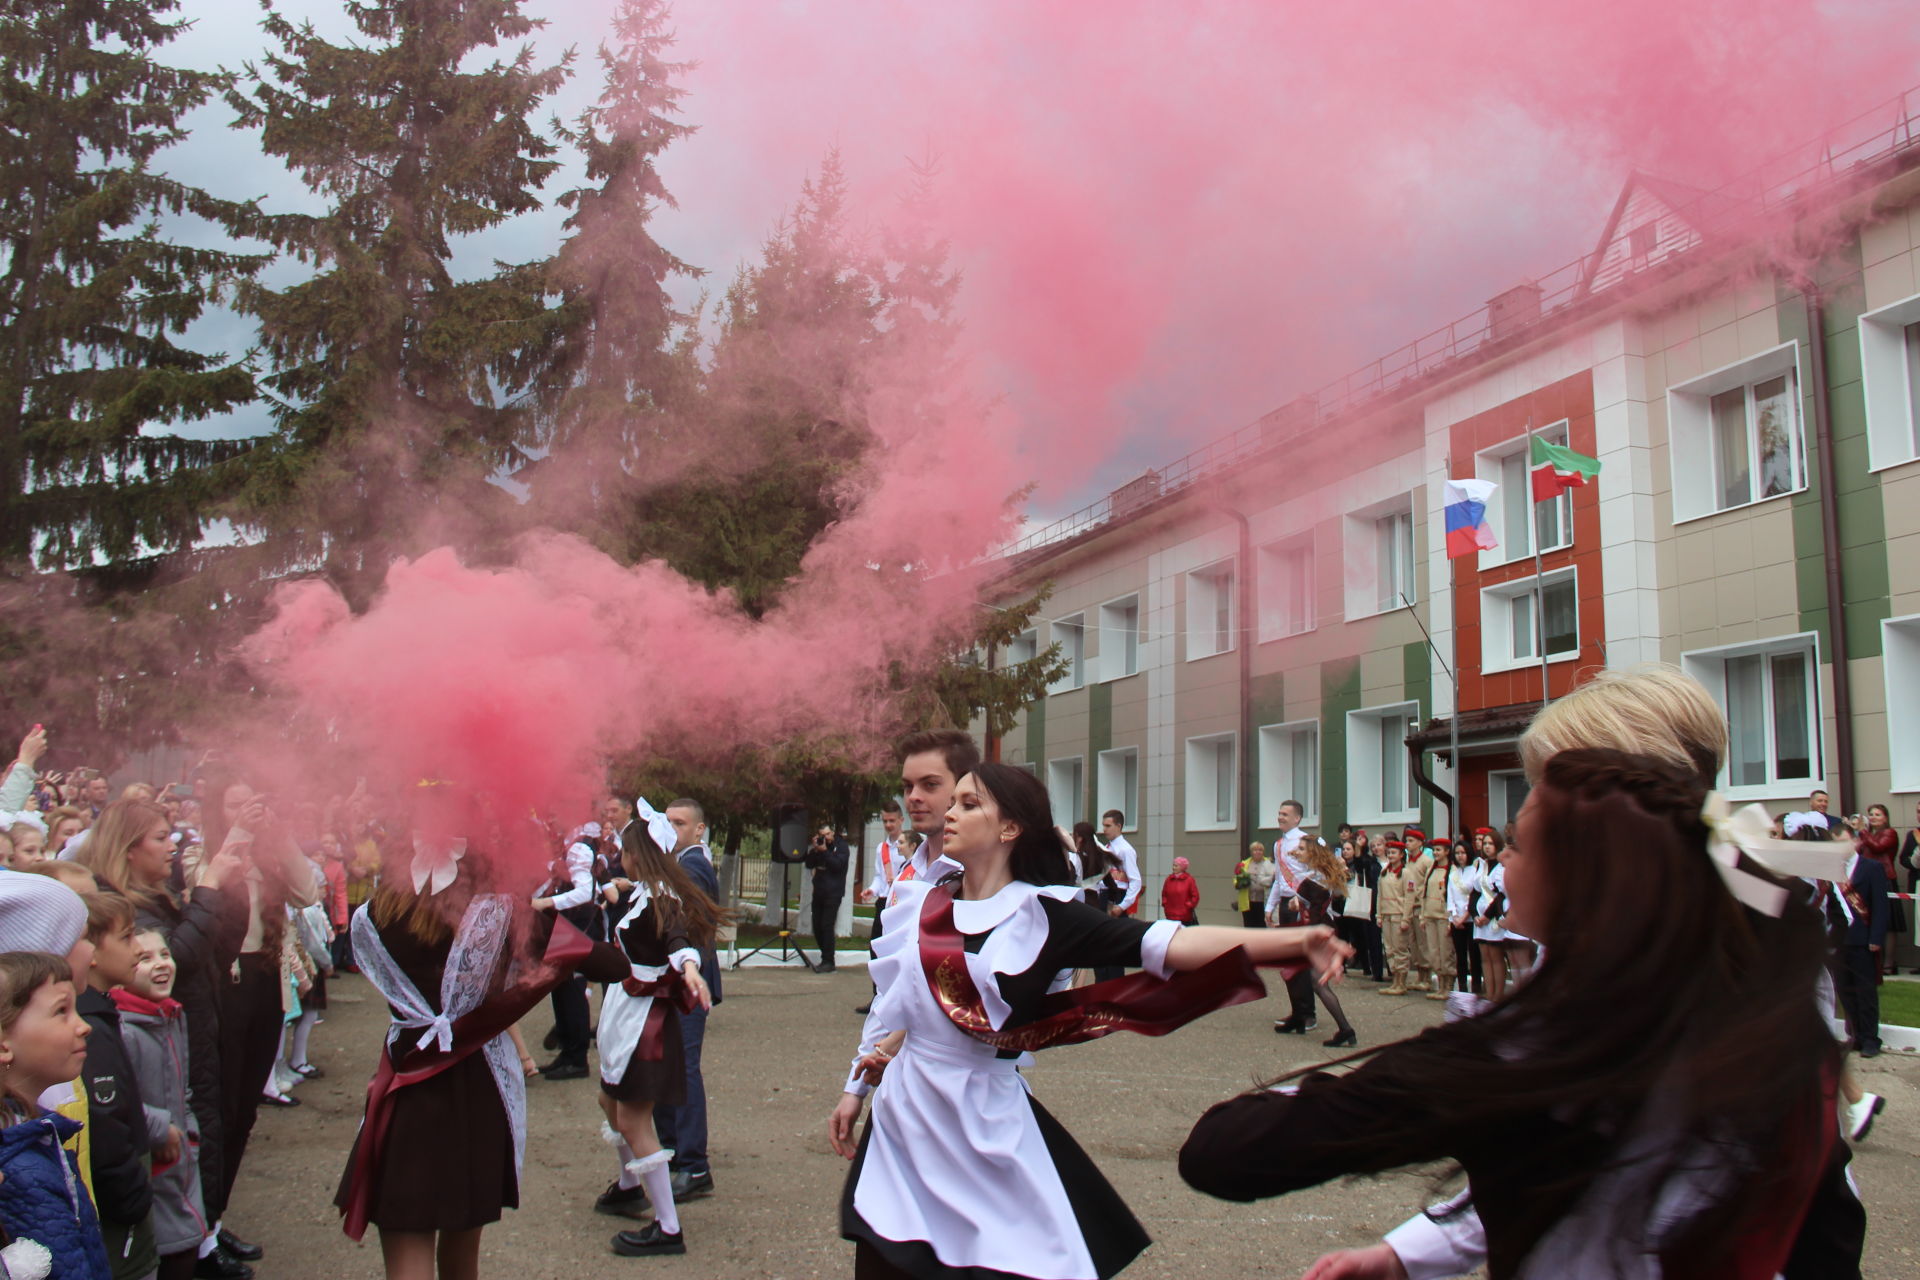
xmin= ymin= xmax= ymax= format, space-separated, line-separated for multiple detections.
xmin=1856 ymin=803 xmax=1902 ymax=972
xmin=1160 ymin=857 xmax=1200 ymax=924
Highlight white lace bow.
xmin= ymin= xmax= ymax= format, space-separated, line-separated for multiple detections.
xmin=410 ymin=834 xmax=468 ymax=896
xmin=634 ymin=796 xmax=677 ymax=856
xmin=1700 ymin=793 xmax=1849 ymax=915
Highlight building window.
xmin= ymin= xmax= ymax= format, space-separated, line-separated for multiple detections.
xmin=1885 ymin=614 xmax=1920 ymax=791
xmin=1856 ymin=292 xmax=1920 ymax=470
xmin=1480 ymin=421 xmax=1573 ymax=564
xmin=1012 ymin=760 xmax=1039 ymax=777
xmin=1096 ymin=747 xmax=1139 ymax=831
xmin=1184 ymin=733 xmax=1237 ymax=831
xmin=1479 ymin=569 xmax=1579 ymax=672
xmin=1345 ymin=703 xmax=1421 ymax=824
xmin=1344 ymin=494 xmax=1418 ymax=621
xmin=1186 ymin=559 xmax=1236 ymax=660
xmin=1257 ymin=720 xmax=1320 ymax=825
xmin=1668 ymin=344 xmax=1805 ymax=522
xmin=1257 ymin=534 xmax=1315 ymax=640
xmin=1049 ymin=614 xmax=1085 ymax=692
xmin=1683 ymin=634 xmax=1822 ymax=796
xmin=1487 ymin=769 xmax=1531 ymax=832
xmin=1006 ymin=628 xmax=1037 ymax=667
xmin=1098 ymin=595 xmax=1140 ymax=680
xmin=1628 ymin=221 xmax=1658 ymax=259
xmin=1047 ymin=757 xmax=1085 ymax=831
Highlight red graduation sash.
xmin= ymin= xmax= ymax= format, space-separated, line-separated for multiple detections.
xmin=917 ymin=883 xmax=1282 ymax=1053
xmin=620 ymin=967 xmax=703 ymax=1062
xmin=339 ymin=915 xmax=594 ymax=1242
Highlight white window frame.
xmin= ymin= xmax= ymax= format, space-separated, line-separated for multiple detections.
xmin=1487 ymin=769 xmax=1532 ymax=831
xmin=1884 ymin=613 xmax=1920 ymax=792
xmin=1667 ymin=342 xmax=1807 ymax=523
xmin=1047 ymin=756 xmax=1085 ymax=831
xmin=1011 ymin=760 xmax=1039 ymax=777
xmin=1098 ymin=593 xmax=1141 ymax=681
xmin=1345 ymin=702 xmax=1422 ymax=825
xmin=1257 ymin=720 xmax=1320 ymax=826
xmin=1343 ymin=493 xmax=1417 ymax=621
xmin=1256 ymin=532 xmax=1316 ymax=641
xmin=1185 ymin=558 xmax=1237 ymax=660
xmin=1857 ymin=292 xmax=1920 ymax=471
xmin=1005 ymin=628 xmax=1037 ymax=667
xmin=1474 ymin=420 xmax=1574 ymax=569
xmin=1184 ymin=732 xmax=1237 ymax=832
xmin=1096 ymin=747 xmax=1140 ymax=832
xmin=1049 ymin=613 xmax=1086 ymax=693
xmin=1479 ymin=567 xmax=1580 ymax=674
xmin=1681 ymin=632 xmax=1824 ymax=801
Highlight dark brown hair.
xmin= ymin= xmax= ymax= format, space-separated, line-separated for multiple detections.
xmin=1260 ymin=749 xmax=1834 ymax=1269
xmin=896 ymin=729 xmax=981 ymax=784
xmin=967 ymin=764 xmax=1072 ymax=887
xmin=620 ymin=822 xmax=724 ymax=944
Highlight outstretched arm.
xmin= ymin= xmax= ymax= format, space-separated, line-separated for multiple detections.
xmin=1166 ymin=923 xmax=1350 ymax=984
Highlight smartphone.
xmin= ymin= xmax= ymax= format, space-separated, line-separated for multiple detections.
xmin=168 ymin=782 xmax=194 ymax=799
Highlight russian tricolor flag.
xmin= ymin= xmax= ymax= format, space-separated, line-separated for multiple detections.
xmin=1442 ymin=478 xmax=1499 ymax=558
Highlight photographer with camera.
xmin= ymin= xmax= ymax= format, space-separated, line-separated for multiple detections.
xmin=805 ymin=824 xmax=850 ymax=972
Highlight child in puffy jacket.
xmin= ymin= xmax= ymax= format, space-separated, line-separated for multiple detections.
xmin=1159 ymin=856 xmax=1200 ymax=925
xmin=111 ymin=931 xmax=207 ymax=1280
xmin=76 ymin=894 xmax=157 ymax=1280
xmin=0 ymin=948 xmax=111 ymax=1280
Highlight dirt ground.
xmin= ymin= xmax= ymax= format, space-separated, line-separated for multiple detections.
xmin=230 ymin=963 xmax=1920 ymax=1279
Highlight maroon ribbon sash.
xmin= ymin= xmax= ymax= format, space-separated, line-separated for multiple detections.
xmin=339 ymin=914 xmax=594 ymax=1242
xmin=918 ymin=884 xmax=1281 ymax=1053
xmin=620 ymin=969 xmax=702 ymax=1062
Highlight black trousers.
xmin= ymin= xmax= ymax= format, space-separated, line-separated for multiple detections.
xmin=1452 ymin=924 xmax=1482 ymax=992
xmin=813 ymin=894 xmax=843 ymax=967
xmin=1282 ymin=966 xmax=1317 ymax=1025
xmin=1837 ymin=944 xmax=1880 ymax=1052
xmin=216 ymin=952 xmax=286 ymax=1217
xmin=549 ymin=972 xmax=591 ymax=1067
xmin=1360 ymin=919 xmax=1385 ymax=980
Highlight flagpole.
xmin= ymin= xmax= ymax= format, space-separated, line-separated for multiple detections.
xmin=1528 ymin=417 xmax=1550 ymax=712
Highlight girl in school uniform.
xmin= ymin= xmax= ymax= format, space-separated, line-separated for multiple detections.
xmin=826 ymin=763 xmax=1347 ymax=1280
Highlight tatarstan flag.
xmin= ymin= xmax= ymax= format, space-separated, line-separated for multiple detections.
xmin=1530 ymin=435 xmax=1602 ymax=501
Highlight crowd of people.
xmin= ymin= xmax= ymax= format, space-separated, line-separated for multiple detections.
xmin=0 ymin=665 xmax=1908 ymax=1279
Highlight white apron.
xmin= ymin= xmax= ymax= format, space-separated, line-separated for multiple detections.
xmin=596 ymin=884 xmax=698 ymax=1086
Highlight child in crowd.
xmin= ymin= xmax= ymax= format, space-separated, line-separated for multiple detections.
xmin=114 ymin=930 xmax=208 ymax=1280
xmin=0 ymin=829 xmax=13 ymax=870
xmin=26 ymin=860 xmax=99 ymax=894
xmin=6 ymin=822 xmax=47 ymax=867
xmin=78 ymin=892 xmax=160 ymax=1280
xmin=0 ymin=948 xmax=111 ymax=1280
xmin=1160 ymin=855 xmax=1200 ymax=925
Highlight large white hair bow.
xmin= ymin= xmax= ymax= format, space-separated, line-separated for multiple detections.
xmin=633 ymin=797 xmax=678 ymax=857
xmin=1700 ymin=793 xmax=1848 ymax=914
xmin=410 ymin=834 xmax=469 ymax=896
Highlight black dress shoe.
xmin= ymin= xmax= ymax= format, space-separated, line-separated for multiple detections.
xmin=853 ymin=1002 xmax=872 ymax=1015
xmin=193 ymin=1247 xmax=254 ymax=1280
xmin=594 ymin=1179 xmax=649 ymax=1219
xmin=1323 ymin=1029 xmax=1358 ymax=1048
xmin=612 ymin=1222 xmax=685 ymax=1256
xmin=258 ymin=1092 xmax=300 ymax=1108
xmin=1273 ymin=1018 xmax=1303 ymax=1034
xmin=217 ymin=1229 xmax=264 ymax=1262
xmin=540 ymin=1061 xmax=589 ymax=1080
xmin=669 ymin=1168 xmax=714 ymax=1201
xmin=816 ymin=963 xmax=837 ymax=973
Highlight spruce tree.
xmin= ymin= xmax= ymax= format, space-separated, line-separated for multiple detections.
xmin=536 ymin=0 xmax=702 ymax=482
xmin=0 ymin=0 xmax=269 ymax=569
xmin=225 ymin=0 xmax=572 ymax=587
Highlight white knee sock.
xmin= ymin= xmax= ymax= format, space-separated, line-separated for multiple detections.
xmin=602 ymin=1120 xmax=642 ymax=1188
xmin=627 ymin=1150 xmax=677 ymax=1235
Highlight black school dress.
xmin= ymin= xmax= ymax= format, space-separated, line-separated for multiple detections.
xmin=597 ymin=887 xmax=695 ymax=1106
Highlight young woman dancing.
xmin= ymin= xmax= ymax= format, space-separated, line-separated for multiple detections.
xmin=827 ymin=762 xmax=1347 ymax=1280
xmin=1183 ymin=749 xmax=1846 ymax=1279
xmin=591 ymin=801 xmax=718 ymax=1258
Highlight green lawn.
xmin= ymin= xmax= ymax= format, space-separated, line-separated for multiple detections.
xmin=1880 ymin=978 xmax=1920 ymax=1030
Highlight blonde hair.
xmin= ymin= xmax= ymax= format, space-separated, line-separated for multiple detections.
xmin=24 ymin=861 xmax=97 ymax=893
xmin=43 ymin=806 xmax=86 ymax=852
xmin=1302 ymin=840 xmax=1349 ymax=893
xmin=73 ymin=799 xmax=172 ymax=903
xmin=1520 ymin=666 xmax=1726 ymax=784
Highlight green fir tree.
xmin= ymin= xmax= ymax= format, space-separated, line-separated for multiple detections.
xmin=0 ymin=0 xmax=270 ymax=569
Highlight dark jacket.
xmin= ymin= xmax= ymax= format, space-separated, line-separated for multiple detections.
xmin=804 ymin=836 xmax=850 ymax=901
xmin=76 ymin=987 xmax=154 ymax=1228
xmin=0 ymin=1110 xmax=112 ymax=1280
xmin=676 ymin=844 xmax=723 ymax=1005
xmin=111 ymin=990 xmax=207 ymax=1255
xmin=1846 ymin=855 xmax=1891 ymax=951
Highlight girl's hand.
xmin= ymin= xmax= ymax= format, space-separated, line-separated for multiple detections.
xmin=683 ymin=965 xmax=713 ymax=1011
xmin=1302 ymin=927 xmax=1353 ymax=985
xmin=1300 ymin=1244 xmax=1410 ymax=1280
xmin=828 ymin=1093 xmax=865 ymax=1159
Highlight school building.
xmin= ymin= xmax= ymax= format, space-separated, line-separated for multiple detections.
xmin=977 ymin=90 xmax=1920 ymax=923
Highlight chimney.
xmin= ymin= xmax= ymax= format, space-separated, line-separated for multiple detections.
xmin=1486 ymin=282 xmax=1543 ymax=342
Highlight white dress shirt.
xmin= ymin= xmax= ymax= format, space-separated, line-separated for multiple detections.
xmin=1107 ymin=833 xmax=1142 ymax=910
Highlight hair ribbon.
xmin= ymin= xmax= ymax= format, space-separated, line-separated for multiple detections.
xmin=1700 ymin=793 xmax=1848 ymax=915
